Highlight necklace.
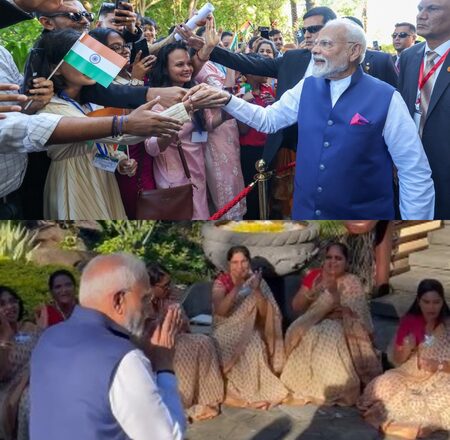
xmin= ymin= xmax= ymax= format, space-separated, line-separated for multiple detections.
xmin=424 ymin=333 xmax=435 ymax=347
xmin=54 ymin=302 xmax=70 ymax=321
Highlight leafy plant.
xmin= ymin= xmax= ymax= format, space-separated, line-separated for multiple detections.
xmin=0 ymin=221 xmax=39 ymax=262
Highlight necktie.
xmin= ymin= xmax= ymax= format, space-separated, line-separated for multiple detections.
xmin=419 ymin=50 xmax=439 ymax=136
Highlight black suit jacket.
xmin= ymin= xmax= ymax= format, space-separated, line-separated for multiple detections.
xmin=0 ymin=0 xmax=32 ymax=29
xmin=210 ymin=47 xmax=398 ymax=164
xmin=399 ymin=42 xmax=450 ymax=218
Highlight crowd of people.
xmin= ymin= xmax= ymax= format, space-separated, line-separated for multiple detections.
xmin=1 ymin=0 xmax=449 ymax=220
xmin=0 ymin=244 xmax=450 ymax=440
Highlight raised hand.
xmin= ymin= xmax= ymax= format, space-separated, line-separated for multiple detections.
xmin=0 ymin=83 xmax=28 ymax=119
xmin=183 ymin=84 xmax=230 ymax=109
xmin=113 ymin=2 xmax=137 ymax=33
xmin=13 ymin=0 xmax=66 ymax=14
xmin=24 ymin=77 xmax=54 ymax=114
xmin=131 ymin=52 xmax=156 ymax=81
xmin=147 ymin=87 xmax=187 ymax=108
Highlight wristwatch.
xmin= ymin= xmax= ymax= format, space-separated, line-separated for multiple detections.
xmin=129 ymin=78 xmax=144 ymax=86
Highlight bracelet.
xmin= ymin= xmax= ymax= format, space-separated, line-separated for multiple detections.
xmin=156 ymin=369 xmax=175 ymax=375
xmin=122 ymin=115 xmax=129 ymax=135
xmin=111 ymin=115 xmax=118 ymax=138
xmin=224 ymin=93 xmax=233 ymax=106
xmin=118 ymin=115 xmax=124 ymax=136
xmin=195 ymin=51 xmax=209 ymax=62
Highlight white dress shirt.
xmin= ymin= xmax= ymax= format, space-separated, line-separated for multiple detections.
xmin=224 ymin=74 xmax=435 ymax=220
xmin=109 ymin=349 xmax=186 ymax=440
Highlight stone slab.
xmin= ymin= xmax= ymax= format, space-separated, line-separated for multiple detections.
xmin=390 ymin=267 xmax=450 ymax=294
xmin=409 ymin=245 xmax=450 ymax=270
xmin=429 ymin=228 xmax=450 ymax=246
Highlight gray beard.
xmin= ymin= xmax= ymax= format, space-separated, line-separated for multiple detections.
xmin=312 ymin=59 xmax=349 ymax=79
xmin=124 ymin=311 xmax=145 ymax=339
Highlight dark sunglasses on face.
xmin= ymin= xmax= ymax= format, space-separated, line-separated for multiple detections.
xmin=392 ymin=32 xmax=411 ymax=39
xmin=46 ymin=11 xmax=95 ymax=22
xmin=301 ymin=25 xmax=324 ymax=35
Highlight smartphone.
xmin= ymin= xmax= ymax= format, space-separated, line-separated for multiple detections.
xmin=372 ymin=40 xmax=380 ymax=51
xmin=21 ymin=48 xmax=46 ymax=95
xmin=130 ymin=38 xmax=150 ymax=64
xmin=114 ymin=0 xmax=128 ymax=10
xmin=296 ymin=30 xmax=305 ymax=45
xmin=259 ymin=26 xmax=270 ymax=40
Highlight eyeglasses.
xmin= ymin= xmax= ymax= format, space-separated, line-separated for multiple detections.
xmin=108 ymin=43 xmax=132 ymax=53
xmin=46 ymin=11 xmax=95 ymax=22
xmin=301 ymin=25 xmax=324 ymax=35
xmin=392 ymin=32 xmax=412 ymax=39
xmin=313 ymin=39 xmax=358 ymax=50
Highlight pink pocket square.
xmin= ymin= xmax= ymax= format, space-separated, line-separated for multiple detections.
xmin=350 ymin=113 xmax=370 ymax=126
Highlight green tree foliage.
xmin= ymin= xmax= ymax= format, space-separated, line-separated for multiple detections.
xmin=0 ymin=19 xmax=41 ymax=72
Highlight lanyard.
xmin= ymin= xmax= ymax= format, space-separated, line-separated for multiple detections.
xmin=418 ymin=48 xmax=450 ymax=91
xmin=58 ymin=92 xmax=108 ymax=156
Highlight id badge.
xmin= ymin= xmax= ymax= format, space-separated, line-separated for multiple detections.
xmin=92 ymin=153 xmax=119 ymax=173
xmin=191 ymin=131 xmax=208 ymax=143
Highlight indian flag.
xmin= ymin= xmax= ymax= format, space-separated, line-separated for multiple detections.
xmin=63 ymin=33 xmax=127 ymax=88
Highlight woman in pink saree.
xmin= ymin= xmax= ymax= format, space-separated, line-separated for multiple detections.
xmin=281 ymin=242 xmax=381 ymax=406
xmin=212 ymin=246 xmax=288 ymax=409
xmin=358 ymin=279 xmax=450 ymax=439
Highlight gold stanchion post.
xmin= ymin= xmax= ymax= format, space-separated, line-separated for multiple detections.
xmin=255 ymin=159 xmax=270 ymax=219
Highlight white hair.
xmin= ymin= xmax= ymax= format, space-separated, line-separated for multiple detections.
xmin=323 ymin=18 xmax=367 ymax=64
xmin=79 ymin=252 xmax=148 ymax=304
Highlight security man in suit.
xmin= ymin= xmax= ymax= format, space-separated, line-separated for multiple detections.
xmin=398 ymin=0 xmax=450 ymax=218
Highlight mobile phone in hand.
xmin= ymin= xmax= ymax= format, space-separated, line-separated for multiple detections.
xmin=130 ymin=38 xmax=150 ymax=64
xmin=115 ymin=0 xmax=128 ymax=10
xmin=21 ymin=48 xmax=46 ymax=95
xmin=258 ymin=26 xmax=270 ymax=40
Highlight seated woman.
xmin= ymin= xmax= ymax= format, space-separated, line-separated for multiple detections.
xmin=0 ymin=286 xmax=40 ymax=440
xmin=146 ymin=263 xmax=224 ymax=421
xmin=35 ymin=269 xmax=77 ymax=328
xmin=212 ymin=246 xmax=287 ymax=409
xmin=37 ymin=29 xmax=144 ymax=220
xmin=358 ymin=279 xmax=450 ymax=439
xmin=281 ymin=242 xmax=381 ymax=406
xmin=145 ymin=41 xmax=228 ymax=219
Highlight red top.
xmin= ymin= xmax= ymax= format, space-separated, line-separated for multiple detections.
xmin=44 ymin=304 xmax=65 ymax=327
xmin=239 ymin=84 xmax=275 ymax=147
xmin=216 ymin=272 xmax=235 ymax=294
xmin=302 ymin=268 xmax=322 ymax=289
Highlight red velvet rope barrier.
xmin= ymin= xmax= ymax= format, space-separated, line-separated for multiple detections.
xmin=208 ymin=161 xmax=297 ymax=220
xmin=208 ymin=182 xmax=256 ymax=220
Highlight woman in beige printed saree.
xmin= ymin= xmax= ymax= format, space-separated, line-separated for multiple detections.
xmin=212 ymin=246 xmax=288 ymax=409
xmin=358 ymin=279 xmax=450 ymax=439
xmin=147 ymin=263 xmax=224 ymax=422
xmin=281 ymin=243 xmax=381 ymax=406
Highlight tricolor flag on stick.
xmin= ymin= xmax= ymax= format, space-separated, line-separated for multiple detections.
xmin=63 ymin=33 xmax=127 ymax=88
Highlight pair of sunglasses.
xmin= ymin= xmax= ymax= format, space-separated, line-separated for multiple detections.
xmin=301 ymin=25 xmax=324 ymax=35
xmin=46 ymin=11 xmax=95 ymax=22
xmin=392 ymin=32 xmax=412 ymax=39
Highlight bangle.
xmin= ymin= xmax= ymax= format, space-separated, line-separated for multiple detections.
xmin=111 ymin=115 xmax=118 ymax=138
xmin=195 ymin=51 xmax=209 ymax=62
xmin=156 ymin=369 xmax=175 ymax=375
xmin=118 ymin=115 xmax=124 ymax=136
xmin=224 ymin=93 xmax=232 ymax=106
xmin=122 ymin=115 xmax=128 ymax=135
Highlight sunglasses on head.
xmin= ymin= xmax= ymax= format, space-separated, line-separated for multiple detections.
xmin=46 ymin=11 xmax=95 ymax=22
xmin=392 ymin=32 xmax=411 ymax=39
xmin=301 ymin=25 xmax=324 ymax=35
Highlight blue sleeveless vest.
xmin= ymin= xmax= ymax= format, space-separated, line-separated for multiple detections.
xmin=30 ymin=306 xmax=135 ymax=440
xmin=292 ymin=67 xmax=395 ymax=219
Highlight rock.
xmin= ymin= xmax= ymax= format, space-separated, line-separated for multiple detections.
xmin=31 ymin=248 xmax=96 ymax=269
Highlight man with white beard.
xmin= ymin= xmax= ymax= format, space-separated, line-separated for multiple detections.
xmin=30 ymin=253 xmax=186 ymax=440
xmin=186 ymin=18 xmax=435 ymax=220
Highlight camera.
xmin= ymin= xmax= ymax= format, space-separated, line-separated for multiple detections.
xmin=258 ymin=26 xmax=270 ymax=40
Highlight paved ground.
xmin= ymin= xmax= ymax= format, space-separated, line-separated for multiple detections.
xmin=186 ymin=405 xmax=449 ymax=440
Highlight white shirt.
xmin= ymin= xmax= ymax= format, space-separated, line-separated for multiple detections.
xmin=224 ymin=74 xmax=435 ymax=220
xmin=422 ymin=40 xmax=450 ymax=95
xmin=303 ymin=55 xmax=314 ymax=79
xmin=109 ymin=349 xmax=186 ymax=440
xmin=0 ymin=45 xmax=62 ymax=197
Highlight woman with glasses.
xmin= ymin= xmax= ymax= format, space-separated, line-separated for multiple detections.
xmin=146 ymin=263 xmax=224 ymax=421
xmin=281 ymin=243 xmax=381 ymax=406
xmin=359 ymin=279 xmax=450 ymax=439
xmin=90 ymin=27 xmax=157 ymax=218
xmin=36 ymin=28 xmax=147 ymax=220
xmin=0 ymin=286 xmax=41 ymax=440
